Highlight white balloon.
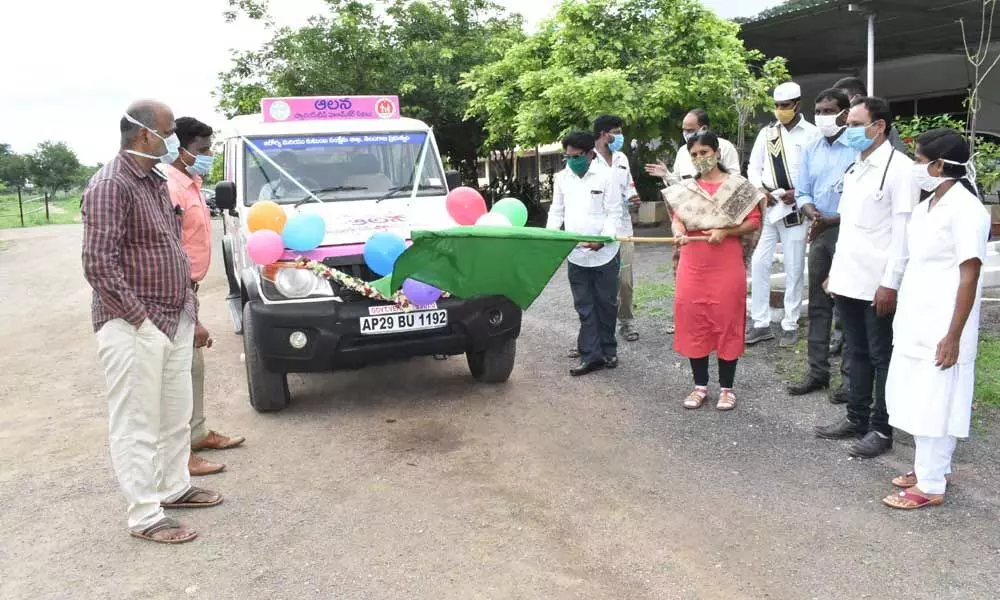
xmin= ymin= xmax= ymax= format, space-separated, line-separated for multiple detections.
xmin=476 ymin=212 xmax=512 ymax=227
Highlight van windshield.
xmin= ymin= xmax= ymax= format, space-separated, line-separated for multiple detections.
xmin=242 ymin=132 xmax=445 ymax=205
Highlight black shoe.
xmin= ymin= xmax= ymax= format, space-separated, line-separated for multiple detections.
xmin=814 ymin=416 xmax=867 ymax=440
xmin=570 ymin=361 xmax=605 ymax=377
xmin=787 ymin=376 xmax=830 ymax=396
xmin=849 ymin=431 xmax=893 ymax=458
xmin=830 ymin=385 xmax=850 ymax=405
xmin=605 ymin=356 xmax=618 ymax=369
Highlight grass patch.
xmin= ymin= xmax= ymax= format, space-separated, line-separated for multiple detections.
xmin=0 ymin=194 xmax=81 ymax=229
xmin=975 ymin=335 xmax=1000 ymax=409
xmin=773 ymin=334 xmax=809 ymax=382
xmin=634 ymin=280 xmax=674 ymax=318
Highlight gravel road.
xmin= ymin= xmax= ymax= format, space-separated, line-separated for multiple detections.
xmin=1 ymin=223 xmax=998 ymax=600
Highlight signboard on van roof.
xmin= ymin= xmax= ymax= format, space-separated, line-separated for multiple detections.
xmin=260 ymin=96 xmax=400 ymax=123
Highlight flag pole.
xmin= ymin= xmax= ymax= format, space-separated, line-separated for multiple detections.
xmin=617 ymin=236 xmax=709 ymax=243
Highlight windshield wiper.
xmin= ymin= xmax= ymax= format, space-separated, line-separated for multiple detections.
xmin=376 ymin=183 xmax=445 ymax=203
xmin=293 ymin=186 xmax=369 ymax=207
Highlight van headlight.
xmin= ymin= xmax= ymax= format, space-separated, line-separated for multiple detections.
xmin=260 ymin=266 xmax=333 ymax=300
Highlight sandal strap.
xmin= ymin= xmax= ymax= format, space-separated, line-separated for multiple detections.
xmin=140 ymin=517 xmax=182 ymax=536
xmin=175 ymin=486 xmax=208 ymax=504
xmin=898 ymin=489 xmax=933 ymax=506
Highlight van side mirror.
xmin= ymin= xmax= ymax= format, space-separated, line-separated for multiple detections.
xmin=215 ymin=181 xmax=236 ymax=211
xmin=445 ymin=170 xmax=461 ymax=190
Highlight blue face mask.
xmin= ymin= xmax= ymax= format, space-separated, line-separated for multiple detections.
xmin=608 ymin=133 xmax=625 ymax=153
xmin=840 ymin=124 xmax=875 ymax=152
xmin=184 ymin=149 xmax=214 ymax=176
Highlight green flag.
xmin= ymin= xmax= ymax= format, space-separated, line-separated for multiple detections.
xmin=390 ymin=226 xmax=615 ymax=309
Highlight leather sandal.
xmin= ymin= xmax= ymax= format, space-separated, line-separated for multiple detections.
xmin=683 ymin=388 xmax=708 ymax=409
xmin=892 ymin=472 xmax=952 ymax=489
xmin=162 ymin=486 xmax=224 ymax=509
xmin=717 ymin=389 xmax=737 ymax=411
xmin=129 ymin=517 xmax=197 ymax=544
xmin=883 ymin=488 xmax=945 ymax=510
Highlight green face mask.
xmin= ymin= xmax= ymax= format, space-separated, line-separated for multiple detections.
xmin=566 ymin=154 xmax=591 ymax=178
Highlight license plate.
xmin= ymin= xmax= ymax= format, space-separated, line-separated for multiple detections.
xmin=359 ymin=310 xmax=448 ymax=335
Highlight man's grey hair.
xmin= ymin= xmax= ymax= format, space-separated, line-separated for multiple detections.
xmin=120 ymin=104 xmax=158 ymax=148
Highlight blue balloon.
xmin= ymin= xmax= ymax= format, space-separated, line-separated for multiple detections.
xmin=282 ymin=213 xmax=327 ymax=252
xmin=364 ymin=232 xmax=407 ymax=276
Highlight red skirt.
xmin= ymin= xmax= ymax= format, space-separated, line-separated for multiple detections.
xmin=673 ymin=232 xmax=747 ymax=361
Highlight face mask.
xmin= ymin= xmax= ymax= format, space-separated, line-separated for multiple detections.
xmin=123 ymin=113 xmax=180 ymax=163
xmin=566 ymin=154 xmax=591 ymax=178
xmin=841 ymin=125 xmax=875 ymax=152
xmin=693 ymin=155 xmax=718 ymax=175
xmin=912 ymin=162 xmax=951 ymax=192
xmin=608 ymin=133 xmax=624 ymax=153
xmin=775 ymin=108 xmax=797 ymax=125
xmin=940 ymin=157 xmax=979 ymax=195
xmin=682 ymin=126 xmax=707 ymax=143
xmin=815 ymin=113 xmax=845 ymax=138
xmin=184 ymin=149 xmax=214 ymax=176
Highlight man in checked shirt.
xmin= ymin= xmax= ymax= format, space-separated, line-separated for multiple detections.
xmin=82 ymin=100 xmax=222 ymax=544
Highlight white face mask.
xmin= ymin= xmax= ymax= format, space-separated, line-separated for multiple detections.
xmin=123 ymin=113 xmax=180 ymax=164
xmin=815 ymin=112 xmax=845 ymax=138
xmin=682 ymin=126 xmax=707 ymax=143
xmin=912 ymin=162 xmax=951 ymax=192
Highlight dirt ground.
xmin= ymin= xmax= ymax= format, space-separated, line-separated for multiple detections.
xmin=1 ymin=223 xmax=999 ymax=600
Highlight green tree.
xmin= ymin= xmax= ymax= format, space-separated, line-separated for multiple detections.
xmin=217 ymin=0 xmax=524 ymax=184
xmin=463 ymin=0 xmax=788 ymax=176
xmin=0 ymin=150 xmax=31 ymax=195
xmin=28 ymin=141 xmax=81 ymax=197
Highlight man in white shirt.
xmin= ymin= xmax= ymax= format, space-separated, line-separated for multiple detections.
xmin=593 ymin=115 xmax=641 ymax=343
xmin=746 ymin=82 xmax=819 ymax=348
xmin=547 ymin=131 xmax=624 ymax=377
xmin=814 ymin=96 xmax=919 ymax=459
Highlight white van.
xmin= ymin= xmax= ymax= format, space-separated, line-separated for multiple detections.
xmin=213 ymin=96 xmax=522 ymax=412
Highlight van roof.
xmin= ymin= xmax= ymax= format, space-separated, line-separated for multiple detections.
xmin=220 ymin=114 xmax=431 ymax=139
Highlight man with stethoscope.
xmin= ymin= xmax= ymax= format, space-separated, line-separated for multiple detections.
xmin=814 ymin=96 xmax=920 ymax=459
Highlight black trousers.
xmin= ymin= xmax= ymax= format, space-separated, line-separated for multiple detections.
xmin=569 ymin=253 xmax=620 ymax=364
xmin=807 ymin=226 xmax=851 ymax=386
xmin=835 ymin=294 xmax=893 ymax=437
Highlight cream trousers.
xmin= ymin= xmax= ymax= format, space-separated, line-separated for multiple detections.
xmin=96 ymin=314 xmax=194 ymax=530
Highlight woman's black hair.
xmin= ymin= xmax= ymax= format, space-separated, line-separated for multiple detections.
xmin=685 ymin=131 xmax=729 ymax=176
xmin=915 ymin=127 xmax=977 ymax=198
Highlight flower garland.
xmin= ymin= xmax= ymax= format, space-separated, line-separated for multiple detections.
xmin=292 ymin=258 xmax=447 ymax=311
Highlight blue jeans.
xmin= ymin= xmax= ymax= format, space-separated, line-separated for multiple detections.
xmin=569 ymin=253 xmax=621 ymax=365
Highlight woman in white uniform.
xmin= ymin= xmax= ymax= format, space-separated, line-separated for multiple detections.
xmin=883 ymin=129 xmax=990 ymax=510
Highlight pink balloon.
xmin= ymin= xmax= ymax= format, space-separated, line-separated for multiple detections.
xmin=247 ymin=229 xmax=285 ymax=265
xmin=446 ymin=186 xmax=487 ymax=225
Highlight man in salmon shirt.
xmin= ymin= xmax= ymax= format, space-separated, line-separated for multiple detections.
xmin=163 ymin=117 xmax=245 ymax=476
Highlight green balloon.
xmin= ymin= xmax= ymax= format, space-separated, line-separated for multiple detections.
xmin=491 ymin=197 xmax=529 ymax=227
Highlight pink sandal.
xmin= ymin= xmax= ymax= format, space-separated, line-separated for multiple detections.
xmin=883 ymin=488 xmax=945 ymax=510
xmin=683 ymin=387 xmax=708 ymax=409
xmin=716 ymin=389 xmax=737 ymax=411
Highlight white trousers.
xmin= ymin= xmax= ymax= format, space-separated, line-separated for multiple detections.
xmin=750 ymin=219 xmax=806 ymax=331
xmin=96 ymin=314 xmax=194 ymax=530
xmin=190 ymin=346 xmax=208 ymax=444
xmin=914 ymin=435 xmax=957 ymax=495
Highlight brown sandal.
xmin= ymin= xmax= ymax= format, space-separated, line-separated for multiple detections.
xmin=883 ymin=488 xmax=944 ymax=510
xmin=129 ymin=517 xmax=197 ymax=544
xmin=161 ymin=486 xmax=223 ymax=509
xmin=683 ymin=388 xmax=708 ymax=409
xmin=716 ymin=389 xmax=737 ymax=411
xmin=892 ymin=472 xmax=952 ymax=489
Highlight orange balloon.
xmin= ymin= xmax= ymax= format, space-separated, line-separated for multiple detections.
xmin=247 ymin=200 xmax=287 ymax=233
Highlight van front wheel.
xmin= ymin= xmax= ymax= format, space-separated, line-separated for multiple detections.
xmin=243 ymin=303 xmax=290 ymax=412
xmin=467 ymin=338 xmax=516 ymax=383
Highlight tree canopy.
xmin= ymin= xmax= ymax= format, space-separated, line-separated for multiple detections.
xmin=28 ymin=141 xmax=81 ymax=196
xmin=217 ymin=0 xmax=525 ymax=183
xmin=462 ymin=0 xmax=788 ymax=154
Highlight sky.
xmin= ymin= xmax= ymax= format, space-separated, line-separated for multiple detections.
xmin=0 ymin=0 xmax=781 ymax=165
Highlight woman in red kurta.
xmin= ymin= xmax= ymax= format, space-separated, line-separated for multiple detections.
xmin=663 ymin=132 xmax=763 ymax=411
